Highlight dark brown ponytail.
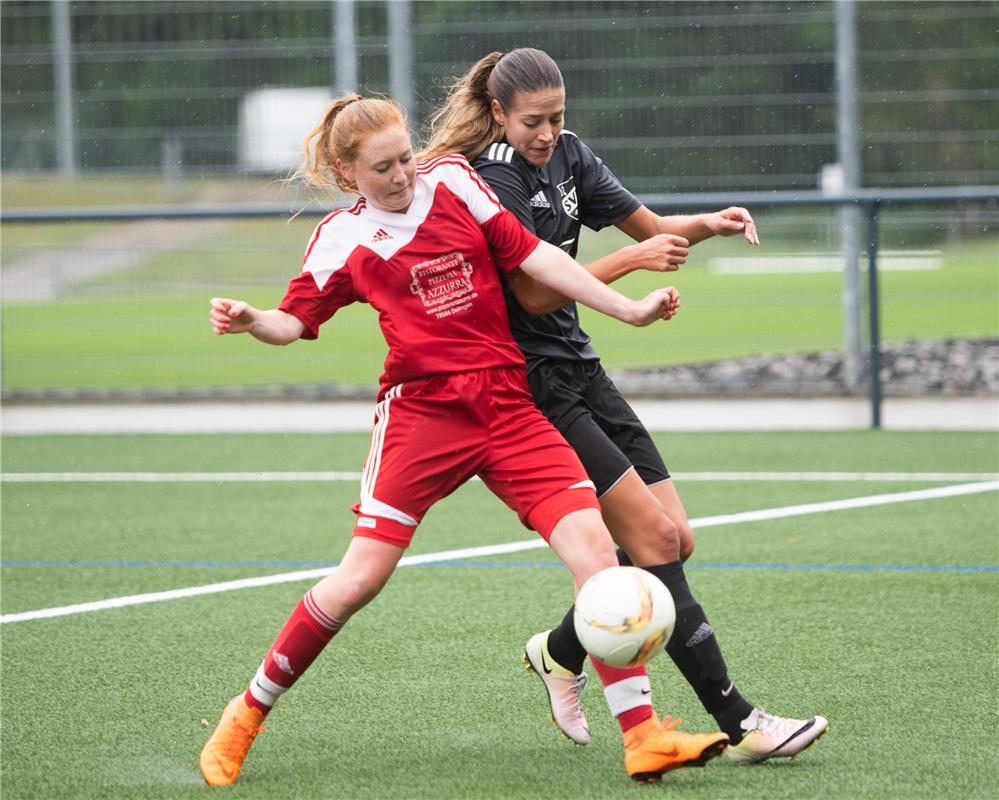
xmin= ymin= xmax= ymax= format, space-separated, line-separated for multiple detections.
xmin=422 ymin=48 xmax=564 ymax=161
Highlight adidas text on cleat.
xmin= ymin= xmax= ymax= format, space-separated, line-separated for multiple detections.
xmin=199 ymin=695 xmax=266 ymax=786
xmin=624 ymin=715 xmax=729 ymax=783
xmin=726 ymin=708 xmax=829 ymax=764
xmin=521 ymin=630 xmax=590 ymax=745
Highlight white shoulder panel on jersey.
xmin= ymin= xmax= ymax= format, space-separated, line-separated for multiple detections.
xmin=560 ymin=129 xmax=578 ymax=140
xmin=485 ymin=142 xmax=515 ymax=163
xmin=301 ymin=207 xmax=371 ymax=290
xmin=302 ymin=200 xmax=421 ymax=290
xmin=302 ymin=158 xmax=507 ymax=289
xmin=419 ymin=154 xmax=503 ymax=226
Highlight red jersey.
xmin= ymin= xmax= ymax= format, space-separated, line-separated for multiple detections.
xmin=278 ymin=154 xmax=541 ymax=394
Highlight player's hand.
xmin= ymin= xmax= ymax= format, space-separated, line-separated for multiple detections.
xmin=628 ymin=287 xmax=682 ymax=327
xmin=636 ymin=233 xmax=689 ymax=272
xmin=703 ymin=207 xmax=760 ymax=245
xmin=210 ymin=297 xmax=255 ymax=335
xmin=661 ymin=286 xmax=681 ymax=320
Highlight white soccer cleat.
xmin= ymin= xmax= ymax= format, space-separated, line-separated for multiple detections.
xmin=521 ymin=630 xmax=591 ymax=745
xmin=726 ymin=708 xmax=828 ymax=764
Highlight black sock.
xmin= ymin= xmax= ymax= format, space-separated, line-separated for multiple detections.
xmin=644 ymin=560 xmax=755 ymax=743
xmin=545 ymin=605 xmax=588 ymax=674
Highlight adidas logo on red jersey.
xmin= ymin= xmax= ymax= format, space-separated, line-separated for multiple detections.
xmin=372 ymin=228 xmax=393 ymax=243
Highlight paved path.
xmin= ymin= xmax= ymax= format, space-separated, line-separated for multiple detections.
xmin=2 ymin=219 xmax=231 ymax=303
xmin=3 ymin=397 xmax=996 ymax=435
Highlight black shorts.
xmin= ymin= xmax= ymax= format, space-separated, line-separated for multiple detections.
xmin=526 ymin=358 xmax=670 ymax=496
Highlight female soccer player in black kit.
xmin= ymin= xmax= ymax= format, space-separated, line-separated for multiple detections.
xmin=423 ymin=47 xmax=827 ymax=765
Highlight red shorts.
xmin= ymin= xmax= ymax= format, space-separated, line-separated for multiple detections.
xmin=351 ymin=366 xmax=599 ymax=548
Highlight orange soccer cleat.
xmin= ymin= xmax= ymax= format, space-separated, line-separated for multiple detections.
xmin=199 ymin=695 xmax=266 ymax=786
xmin=623 ymin=715 xmax=729 ymax=783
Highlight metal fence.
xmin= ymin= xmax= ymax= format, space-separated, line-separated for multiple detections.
xmin=3 ymin=0 xmax=998 ymax=191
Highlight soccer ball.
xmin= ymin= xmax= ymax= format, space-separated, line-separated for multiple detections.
xmin=573 ymin=566 xmax=675 ymax=668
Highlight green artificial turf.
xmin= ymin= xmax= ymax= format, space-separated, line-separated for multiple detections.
xmin=2 ymin=430 xmax=997 ymax=799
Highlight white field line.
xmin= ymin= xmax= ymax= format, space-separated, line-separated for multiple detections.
xmin=690 ymin=480 xmax=998 ymax=528
xmin=0 ymin=471 xmax=365 ymax=483
xmin=678 ymin=471 xmax=999 ymax=483
xmin=3 ymin=470 xmax=997 ymax=483
xmin=0 ymin=539 xmax=549 ymax=625
xmin=2 ymin=479 xmax=995 ymax=626
xmin=709 ymin=250 xmax=943 ymax=276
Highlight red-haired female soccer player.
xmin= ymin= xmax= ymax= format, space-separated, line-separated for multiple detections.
xmin=198 ymin=93 xmax=727 ymax=787
xmin=423 ymin=48 xmax=827 ymax=765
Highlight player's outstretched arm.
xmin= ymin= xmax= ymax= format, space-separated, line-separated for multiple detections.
xmin=508 ymin=232 xmax=689 ymax=317
xmin=210 ymin=297 xmax=305 ymax=345
xmin=517 ymin=241 xmax=679 ymax=327
xmin=505 ymin=206 xmax=755 ymax=319
xmin=618 ymin=204 xmax=760 ymax=247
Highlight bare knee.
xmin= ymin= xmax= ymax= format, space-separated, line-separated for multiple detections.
xmin=548 ymin=508 xmax=617 ymax=589
xmin=337 ymin=574 xmax=384 ymax=614
xmin=677 ymin=521 xmax=696 ymax=562
xmin=616 ymin=507 xmax=681 ymax=565
xmin=573 ymin=521 xmax=618 ymax=573
xmin=314 ymin=567 xmax=389 ymax=619
xmin=650 ymin=509 xmax=683 ymax=563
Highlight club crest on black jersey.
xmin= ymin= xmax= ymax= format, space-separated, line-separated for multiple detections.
xmin=472 ymin=131 xmax=639 ymax=261
xmin=469 ymin=132 xmax=642 ymax=365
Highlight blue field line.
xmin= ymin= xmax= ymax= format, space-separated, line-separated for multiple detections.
xmin=2 ymin=558 xmax=995 ymax=574
xmin=427 ymin=560 xmax=999 ymax=573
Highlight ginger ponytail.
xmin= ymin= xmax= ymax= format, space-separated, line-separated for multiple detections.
xmin=299 ymin=93 xmax=408 ymax=194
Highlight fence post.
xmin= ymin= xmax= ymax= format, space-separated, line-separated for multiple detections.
xmin=387 ymin=0 xmax=414 ymax=119
xmin=836 ymin=0 xmax=863 ymax=388
xmin=333 ymin=0 xmax=358 ymax=93
xmin=865 ymin=199 xmax=882 ymax=429
xmin=51 ymin=0 xmax=77 ymax=176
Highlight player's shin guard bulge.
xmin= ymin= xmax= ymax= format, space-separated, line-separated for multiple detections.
xmin=522 ymin=630 xmax=591 ymax=745
xmin=199 ymin=696 xmax=266 ymax=786
xmin=623 ymin=716 xmax=729 ymax=783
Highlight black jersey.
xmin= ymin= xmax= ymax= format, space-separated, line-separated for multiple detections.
xmin=472 ymin=131 xmax=641 ymax=366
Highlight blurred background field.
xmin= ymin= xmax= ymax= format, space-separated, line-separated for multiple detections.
xmin=2 ymin=199 xmax=997 ymax=394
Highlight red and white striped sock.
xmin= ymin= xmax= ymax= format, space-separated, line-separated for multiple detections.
xmin=590 ymin=659 xmax=655 ymax=733
xmin=244 ymin=590 xmax=344 ymax=714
